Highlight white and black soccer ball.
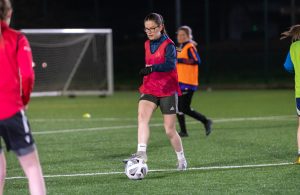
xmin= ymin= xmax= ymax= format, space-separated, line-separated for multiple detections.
xmin=125 ymin=158 xmax=148 ymax=180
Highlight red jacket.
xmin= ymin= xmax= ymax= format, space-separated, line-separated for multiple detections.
xmin=0 ymin=21 xmax=34 ymax=120
xmin=139 ymin=38 xmax=181 ymax=97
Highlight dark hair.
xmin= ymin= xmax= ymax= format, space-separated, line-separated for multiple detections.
xmin=144 ymin=13 xmax=167 ymax=35
xmin=177 ymin=25 xmax=198 ymax=46
xmin=280 ymin=25 xmax=300 ymax=42
xmin=0 ymin=0 xmax=12 ymax=20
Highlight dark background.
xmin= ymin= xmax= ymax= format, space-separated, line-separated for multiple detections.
xmin=10 ymin=0 xmax=300 ymax=89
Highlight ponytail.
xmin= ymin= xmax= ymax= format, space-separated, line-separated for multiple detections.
xmin=280 ymin=25 xmax=300 ymax=42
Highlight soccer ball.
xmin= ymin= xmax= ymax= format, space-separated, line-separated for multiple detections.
xmin=125 ymin=158 xmax=148 ymax=180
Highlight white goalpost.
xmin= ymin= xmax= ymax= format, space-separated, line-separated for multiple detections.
xmin=21 ymin=29 xmax=114 ymax=97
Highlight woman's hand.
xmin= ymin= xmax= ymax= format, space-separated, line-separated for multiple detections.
xmin=139 ymin=66 xmax=153 ymax=76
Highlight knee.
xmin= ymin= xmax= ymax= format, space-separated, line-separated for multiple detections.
xmin=0 ymin=166 xmax=6 ymax=182
xmin=0 ymin=169 xmax=6 ymax=182
xmin=0 ymin=155 xmax=6 ymax=182
xmin=164 ymin=124 xmax=176 ymax=138
xmin=138 ymin=111 xmax=147 ymax=123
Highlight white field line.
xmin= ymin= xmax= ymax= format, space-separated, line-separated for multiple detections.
xmin=5 ymin=162 xmax=293 ymax=180
xmin=32 ymin=115 xmax=295 ymax=135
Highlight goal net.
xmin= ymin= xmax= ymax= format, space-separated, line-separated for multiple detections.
xmin=21 ymin=29 xmax=114 ymax=97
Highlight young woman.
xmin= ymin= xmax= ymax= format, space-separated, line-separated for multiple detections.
xmin=124 ymin=13 xmax=187 ymax=170
xmin=0 ymin=0 xmax=46 ymax=194
xmin=176 ymin=26 xmax=212 ymax=137
xmin=281 ymin=25 xmax=300 ymax=164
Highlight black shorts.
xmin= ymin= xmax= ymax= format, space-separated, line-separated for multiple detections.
xmin=0 ymin=110 xmax=35 ymax=156
xmin=139 ymin=94 xmax=178 ymax=114
xmin=297 ymin=98 xmax=300 ymax=116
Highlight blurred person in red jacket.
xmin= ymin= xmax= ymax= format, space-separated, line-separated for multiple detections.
xmin=0 ymin=0 xmax=46 ymax=194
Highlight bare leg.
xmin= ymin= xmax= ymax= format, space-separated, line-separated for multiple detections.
xmin=164 ymin=114 xmax=187 ymax=170
xmin=163 ymin=114 xmax=183 ymax=152
xmin=297 ymin=117 xmax=300 ymax=154
xmin=18 ymin=150 xmax=46 ymax=195
xmin=0 ymin=152 xmax=6 ymax=195
xmin=138 ymin=100 xmax=156 ymax=145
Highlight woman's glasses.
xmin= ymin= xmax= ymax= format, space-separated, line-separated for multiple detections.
xmin=144 ymin=26 xmax=159 ymax=33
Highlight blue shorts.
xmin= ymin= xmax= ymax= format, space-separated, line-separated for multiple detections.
xmin=296 ymin=98 xmax=300 ymax=116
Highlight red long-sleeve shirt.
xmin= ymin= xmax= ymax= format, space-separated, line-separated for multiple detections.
xmin=0 ymin=21 xmax=34 ymax=120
